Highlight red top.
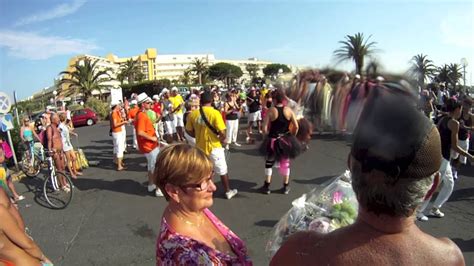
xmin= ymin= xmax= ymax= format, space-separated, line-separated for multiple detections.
xmin=153 ymin=102 xmax=162 ymax=116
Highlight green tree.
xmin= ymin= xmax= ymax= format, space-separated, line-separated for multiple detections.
xmin=409 ymin=54 xmax=436 ymax=89
xmin=191 ymin=58 xmax=208 ymax=85
xmin=448 ymin=63 xmax=463 ymax=90
xmin=58 ymin=58 xmax=111 ymax=102
xmin=208 ymin=63 xmax=243 ymax=87
xmin=180 ymin=68 xmax=192 ymax=85
xmin=262 ymin=63 xmax=291 ymax=78
xmin=333 ymin=32 xmax=378 ymax=74
xmin=245 ymin=64 xmax=260 ymax=79
xmin=119 ymin=59 xmax=142 ymax=84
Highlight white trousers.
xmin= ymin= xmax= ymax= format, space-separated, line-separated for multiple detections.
xmin=132 ymin=125 xmax=138 ymax=149
xmin=226 ymin=119 xmax=239 ymax=144
xmin=419 ymin=158 xmax=454 ymax=212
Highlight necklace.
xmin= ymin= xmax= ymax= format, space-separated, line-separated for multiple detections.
xmin=167 ymin=208 xmax=204 ymax=227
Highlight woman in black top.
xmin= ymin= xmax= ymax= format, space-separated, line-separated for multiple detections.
xmin=418 ymin=98 xmax=473 ymax=221
xmin=259 ymin=89 xmax=301 ymax=195
xmin=224 ymin=93 xmax=241 ymax=149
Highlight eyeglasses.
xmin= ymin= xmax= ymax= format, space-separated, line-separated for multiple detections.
xmin=180 ymin=171 xmax=215 ymax=191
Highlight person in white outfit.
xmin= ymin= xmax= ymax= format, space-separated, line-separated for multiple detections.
xmin=224 ymin=92 xmax=241 ymax=149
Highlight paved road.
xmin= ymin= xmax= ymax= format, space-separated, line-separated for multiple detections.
xmin=12 ymin=122 xmax=474 ymax=265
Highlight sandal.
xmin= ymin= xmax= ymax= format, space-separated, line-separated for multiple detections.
xmin=15 ymin=195 xmax=25 ymax=202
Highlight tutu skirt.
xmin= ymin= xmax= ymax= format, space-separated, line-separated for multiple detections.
xmin=260 ymin=134 xmax=303 ymax=160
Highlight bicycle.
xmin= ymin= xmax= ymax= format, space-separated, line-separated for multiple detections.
xmin=20 ymin=141 xmax=46 ymax=178
xmin=42 ymin=150 xmax=74 ymax=209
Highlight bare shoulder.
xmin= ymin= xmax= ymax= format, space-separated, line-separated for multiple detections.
xmin=435 ymin=237 xmax=465 ymax=265
xmin=270 ymin=231 xmax=328 ymax=266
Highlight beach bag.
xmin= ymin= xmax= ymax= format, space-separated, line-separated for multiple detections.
xmin=74 ymin=137 xmax=89 ymax=170
xmin=1 ymin=142 xmax=13 ymax=159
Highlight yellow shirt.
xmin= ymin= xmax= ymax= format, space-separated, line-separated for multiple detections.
xmin=185 ymin=106 xmax=226 ymax=155
xmin=169 ymin=95 xmax=185 ymax=115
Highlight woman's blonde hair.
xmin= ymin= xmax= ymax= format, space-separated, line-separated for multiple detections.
xmin=59 ymin=112 xmax=67 ymax=122
xmin=154 ymin=144 xmax=213 ymax=201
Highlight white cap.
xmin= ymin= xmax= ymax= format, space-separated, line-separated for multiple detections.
xmin=130 ymin=99 xmax=138 ymax=105
xmin=152 ymin=94 xmax=159 ymax=100
xmin=161 ymin=88 xmax=169 ymax=94
xmin=269 ymin=84 xmax=274 ymax=88
xmin=171 ymin=86 xmax=178 ymax=92
xmin=110 ymin=100 xmax=120 ymax=108
xmin=355 ymin=74 xmax=361 ymax=79
xmin=376 ymin=76 xmax=385 ymax=82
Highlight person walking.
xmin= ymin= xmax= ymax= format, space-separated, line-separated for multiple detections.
xmin=111 ymin=102 xmax=128 ymax=171
xmin=169 ymin=87 xmax=185 ymax=142
xmin=185 ymin=91 xmax=238 ymax=199
xmin=135 ymin=93 xmax=163 ymax=197
xmin=161 ymin=89 xmax=175 ymax=144
xmin=246 ymin=88 xmax=262 ymax=142
xmin=418 ymin=98 xmax=473 ymax=221
xmin=259 ymin=89 xmax=301 ymax=195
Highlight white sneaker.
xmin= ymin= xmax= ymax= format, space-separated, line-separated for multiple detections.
xmin=417 ymin=214 xmax=429 ymax=221
xmin=233 ymin=142 xmax=241 ymax=147
xmin=148 ymin=184 xmax=157 ymax=192
xmin=225 ymin=144 xmax=230 ymax=150
xmin=429 ymin=208 xmax=445 ymax=218
xmin=155 ymin=189 xmax=164 ymax=197
xmin=225 ymin=189 xmax=238 ymax=199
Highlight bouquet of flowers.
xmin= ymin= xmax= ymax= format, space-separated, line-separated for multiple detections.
xmin=266 ymin=171 xmax=358 ymax=257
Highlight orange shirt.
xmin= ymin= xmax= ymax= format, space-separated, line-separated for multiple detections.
xmin=135 ymin=111 xmax=158 ymax=154
xmin=111 ymin=110 xmax=123 ymax=133
xmin=128 ymin=106 xmax=139 ymax=121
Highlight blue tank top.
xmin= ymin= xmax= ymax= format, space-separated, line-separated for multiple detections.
xmin=23 ymin=128 xmax=33 ymax=142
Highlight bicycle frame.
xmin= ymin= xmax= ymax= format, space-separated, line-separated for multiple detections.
xmin=46 ymin=155 xmax=60 ymax=191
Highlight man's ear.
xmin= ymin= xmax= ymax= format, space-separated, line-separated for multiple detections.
xmin=165 ymin=183 xmax=181 ymax=203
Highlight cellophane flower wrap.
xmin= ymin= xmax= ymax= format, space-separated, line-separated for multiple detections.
xmin=266 ymin=170 xmax=358 ymax=257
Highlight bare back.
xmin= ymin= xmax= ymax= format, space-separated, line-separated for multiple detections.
xmin=271 ymin=222 xmax=464 ymax=266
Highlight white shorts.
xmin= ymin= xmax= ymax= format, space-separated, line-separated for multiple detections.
xmin=144 ymin=146 xmax=160 ymax=173
xmin=209 ymin=147 xmax=227 ymax=176
xmin=248 ymin=110 xmax=262 ymax=122
xmin=164 ymin=121 xmax=176 ymax=135
xmin=174 ymin=113 xmax=184 ymax=128
xmin=112 ymin=131 xmax=125 ymax=158
xmin=451 ymin=139 xmax=469 ymax=164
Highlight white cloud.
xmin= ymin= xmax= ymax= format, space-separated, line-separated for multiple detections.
xmin=0 ymin=30 xmax=98 ymax=60
xmin=14 ymin=0 xmax=86 ymax=27
xmin=440 ymin=14 xmax=474 ymax=48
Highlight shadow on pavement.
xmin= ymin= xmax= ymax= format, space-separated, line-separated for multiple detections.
xmin=255 ymin=219 xmax=278 ymax=228
xmin=448 ymin=188 xmax=474 ymax=202
xmin=20 ymin=175 xmax=58 ymax=209
xmin=292 ymin=175 xmax=335 ymax=185
xmin=74 ymin=177 xmax=150 ymax=197
xmin=452 ymin=238 xmax=474 ymax=252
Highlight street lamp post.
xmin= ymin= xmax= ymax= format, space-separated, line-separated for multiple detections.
xmin=461 ymin=58 xmax=468 ymax=93
xmin=53 ymin=90 xmax=58 ymax=110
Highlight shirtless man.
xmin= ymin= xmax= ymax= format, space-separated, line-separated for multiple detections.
xmin=46 ymin=113 xmax=69 ymax=191
xmin=0 ymin=188 xmax=52 ymax=265
xmin=271 ymin=84 xmax=464 ymax=265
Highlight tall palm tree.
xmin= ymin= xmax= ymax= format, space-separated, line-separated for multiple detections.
xmin=119 ymin=59 xmax=142 ymax=84
xmin=448 ymin=63 xmax=462 ymax=90
xmin=58 ymin=58 xmax=111 ymax=102
xmin=191 ymin=58 xmax=208 ymax=85
xmin=409 ymin=54 xmax=436 ymax=88
xmin=333 ymin=32 xmax=378 ymax=75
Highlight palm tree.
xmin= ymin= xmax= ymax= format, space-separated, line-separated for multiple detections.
xmin=191 ymin=58 xmax=208 ymax=85
xmin=180 ymin=68 xmax=192 ymax=84
xmin=436 ymin=64 xmax=450 ymax=85
xmin=58 ymin=58 xmax=111 ymax=102
xmin=448 ymin=63 xmax=462 ymax=90
xmin=334 ymin=32 xmax=378 ymax=74
xmin=119 ymin=59 xmax=142 ymax=84
xmin=409 ymin=54 xmax=436 ymax=88
xmin=365 ymin=59 xmax=382 ymax=79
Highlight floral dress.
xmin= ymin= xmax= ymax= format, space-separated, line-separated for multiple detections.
xmin=156 ymin=208 xmax=253 ymax=266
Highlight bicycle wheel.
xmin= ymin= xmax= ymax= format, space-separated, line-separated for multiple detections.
xmin=43 ymin=172 xmax=73 ymax=209
xmin=21 ymin=155 xmax=41 ymax=178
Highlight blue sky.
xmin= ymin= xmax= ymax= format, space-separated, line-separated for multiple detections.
xmin=0 ymin=0 xmax=473 ymax=101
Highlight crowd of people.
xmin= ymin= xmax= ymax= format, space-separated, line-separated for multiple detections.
xmin=0 ymin=74 xmax=470 ymax=264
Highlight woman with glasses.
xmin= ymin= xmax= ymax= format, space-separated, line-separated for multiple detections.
xmin=155 ymin=144 xmax=252 ymax=265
